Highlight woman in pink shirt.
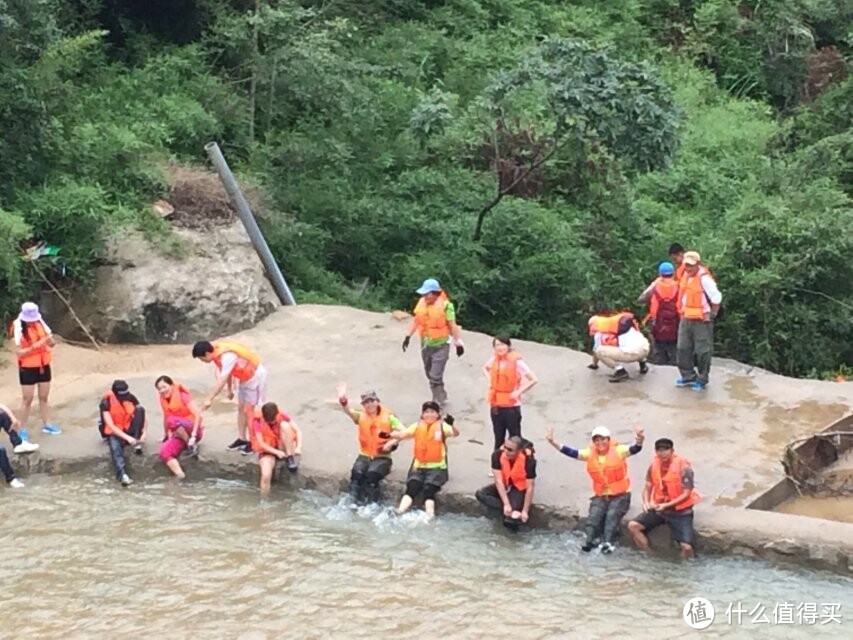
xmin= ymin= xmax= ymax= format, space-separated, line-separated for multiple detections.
xmin=155 ymin=375 xmax=203 ymax=479
xmin=483 ymin=336 xmax=538 ymax=451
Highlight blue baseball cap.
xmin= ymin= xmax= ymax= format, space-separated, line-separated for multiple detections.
xmin=658 ymin=261 xmax=675 ymax=276
xmin=416 ymin=278 xmax=442 ymax=295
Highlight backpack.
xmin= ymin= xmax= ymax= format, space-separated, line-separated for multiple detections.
xmin=651 ymin=290 xmax=679 ymax=342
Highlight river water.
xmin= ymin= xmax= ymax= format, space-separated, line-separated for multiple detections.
xmin=4 ymin=474 xmax=851 ymax=639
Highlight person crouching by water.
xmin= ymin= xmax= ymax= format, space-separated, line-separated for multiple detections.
xmin=336 ymin=383 xmax=403 ymax=504
xmin=545 ymin=425 xmax=644 ymax=553
xmin=628 ymin=438 xmax=699 ymax=559
xmin=99 ymin=380 xmax=147 ymax=487
xmin=484 ymin=336 xmax=538 ymax=451
xmin=587 ymin=312 xmax=650 ymax=383
xmin=155 ymin=376 xmax=203 ymax=480
xmin=384 ymin=401 xmax=459 ymax=519
xmin=251 ymin=402 xmax=301 ymax=496
xmin=475 ymin=436 xmax=536 ymax=530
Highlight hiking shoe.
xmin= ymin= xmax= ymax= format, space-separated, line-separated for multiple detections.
xmin=120 ymin=473 xmax=133 ymax=486
xmin=226 ymin=438 xmax=248 ymax=451
xmin=639 ymin=361 xmax=649 ymax=375
xmin=240 ymin=443 xmax=254 ymax=455
xmin=286 ymin=456 xmax=299 ymax=473
xmin=691 ymin=381 xmax=707 ymax=391
xmin=134 ymin=444 xmax=144 ymax=456
xmin=600 ymin=542 xmax=615 ymax=554
xmin=608 ymin=368 xmax=629 ymax=383
xmin=41 ymin=424 xmax=61 ymax=435
xmin=13 ymin=441 xmax=39 ymax=454
xmin=675 ymin=377 xmax=695 ymax=388
xmin=581 ymin=542 xmax=595 ymax=553
xmin=9 ymin=478 xmax=25 ymax=489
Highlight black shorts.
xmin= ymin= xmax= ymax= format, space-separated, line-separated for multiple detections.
xmin=406 ymin=466 xmax=449 ymax=489
xmin=19 ymin=365 xmax=52 ymax=386
xmin=632 ymin=509 xmax=695 ymax=544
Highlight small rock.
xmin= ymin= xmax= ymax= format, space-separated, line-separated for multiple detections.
xmin=152 ymin=199 xmax=175 ymax=218
xmin=391 ymin=310 xmax=410 ymax=321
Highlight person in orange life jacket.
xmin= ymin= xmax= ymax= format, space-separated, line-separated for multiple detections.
xmin=252 ymin=402 xmax=301 ymax=495
xmin=628 ymin=438 xmax=699 ymax=559
xmin=155 ymin=375 xmax=203 ymax=480
xmin=0 ymin=403 xmax=28 ymax=487
xmin=0 ymin=400 xmax=39 ymax=455
xmin=668 ymin=243 xmax=686 ymax=281
xmin=402 ymin=278 xmax=464 ymax=409
xmin=99 ymin=380 xmax=147 ymax=487
xmin=193 ymin=339 xmax=268 ymax=454
xmin=637 ymin=261 xmax=680 ymax=366
xmin=475 ymin=436 xmax=537 ymax=529
xmin=12 ymin=302 xmax=60 ymax=436
xmin=675 ymin=251 xmax=722 ymax=391
xmin=545 ymin=424 xmax=644 ymax=553
xmin=384 ymin=401 xmax=460 ymax=519
xmin=336 ymin=383 xmax=404 ymax=504
xmin=483 ymin=336 xmax=538 ymax=451
xmin=588 ymin=312 xmax=650 ymax=383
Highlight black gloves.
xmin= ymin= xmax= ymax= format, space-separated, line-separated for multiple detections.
xmin=444 ymin=414 xmax=455 ymax=426
xmin=456 ymin=345 xmax=464 ymax=357
xmin=402 ymin=336 xmax=411 ymax=352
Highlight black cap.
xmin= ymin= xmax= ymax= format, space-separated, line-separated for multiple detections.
xmin=112 ymin=379 xmax=130 ymax=396
xmin=655 ymin=438 xmax=674 ymax=450
xmin=421 ymin=400 xmax=441 ymax=413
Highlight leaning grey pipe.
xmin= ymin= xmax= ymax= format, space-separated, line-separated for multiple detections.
xmin=205 ymin=141 xmax=297 ymax=306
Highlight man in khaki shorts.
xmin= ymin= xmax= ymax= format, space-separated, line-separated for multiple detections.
xmin=588 ymin=312 xmax=650 ymax=383
xmin=193 ymin=340 xmax=267 ymax=454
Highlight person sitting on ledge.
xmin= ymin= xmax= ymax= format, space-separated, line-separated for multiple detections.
xmin=251 ymin=402 xmax=300 ymax=496
xmin=475 ymin=435 xmax=536 ymax=530
xmin=155 ymin=375 xmax=203 ymax=480
xmin=99 ymin=379 xmax=147 ymax=487
xmin=384 ymin=401 xmax=459 ymax=520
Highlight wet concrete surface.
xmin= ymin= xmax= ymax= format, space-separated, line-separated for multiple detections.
xmin=3 ymin=304 xmax=853 ymax=571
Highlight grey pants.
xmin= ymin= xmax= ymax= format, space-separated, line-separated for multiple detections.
xmin=677 ymin=319 xmax=714 ymax=384
xmin=421 ymin=343 xmax=450 ymax=406
xmin=585 ymin=493 xmax=631 ymax=545
xmin=651 ymin=340 xmax=678 ymax=365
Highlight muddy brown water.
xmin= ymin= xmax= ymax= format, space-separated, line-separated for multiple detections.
xmin=4 ymin=474 xmax=852 ymax=639
xmin=777 ymin=496 xmax=853 ymax=524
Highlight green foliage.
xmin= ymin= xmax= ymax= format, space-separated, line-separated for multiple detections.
xmin=0 ymin=0 xmax=849 ymax=376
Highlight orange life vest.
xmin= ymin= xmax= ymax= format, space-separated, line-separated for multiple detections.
xmin=488 ymin=352 xmax=522 ymax=407
xmin=16 ymin=321 xmax=52 ymax=370
xmin=644 ymin=278 xmax=680 ymax=322
xmin=585 ymin=442 xmax=630 ymax=496
xmin=413 ymin=420 xmax=445 ymax=465
xmin=500 ymin=449 xmax=530 ymax=491
xmin=588 ymin=312 xmax=636 ymax=336
xmin=102 ymin=391 xmax=136 ymax=436
xmin=251 ymin=410 xmax=291 ymax=453
xmin=650 ymin=454 xmax=700 ymax=511
xmin=676 ymin=263 xmax=686 ymax=281
xmin=358 ymin=406 xmax=393 ymax=458
xmin=678 ymin=267 xmax=713 ymax=320
xmin=212 ymin=341 xmax=260 ymax=382
xmin=413 ymin=292 xmax=451 ymax=341
xmin=159 ymin=383 xmax=194 ymax=420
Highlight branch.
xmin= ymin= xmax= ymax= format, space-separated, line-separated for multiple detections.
xmin=472 ymin=141 xmax=560 ymax=241
xmin=30 ymin=262 xmax=102 ymax=351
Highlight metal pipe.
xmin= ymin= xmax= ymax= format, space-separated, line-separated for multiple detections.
xmin=204 ymin=141 xmax=297 ymax=306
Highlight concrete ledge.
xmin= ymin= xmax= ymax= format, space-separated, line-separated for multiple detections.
xmin=14 ymin=448 xmax=853 ymax=576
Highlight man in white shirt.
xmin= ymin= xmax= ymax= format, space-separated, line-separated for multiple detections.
xmin=675 ymin=251 xmax=722 ymax=390
xmin=589 ymin=313 xmax=651 ymax=383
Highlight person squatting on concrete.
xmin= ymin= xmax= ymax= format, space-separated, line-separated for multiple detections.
xmin=638 ymin=262 xmax=680 ymax=366
xmin=546 ymin=424 xmax=644 ymax=553
xmin=0 ymin=403 xmax=29 ymax=488
xmin=251 ymin=402 xmax=301 ymax=495
xmin=12 ymin=302 xmax=60 ymax=436
xmin=483 ymin=336 xmax=538 ymax=451
xmin=675 ymin=251 xmax=722 ymax=391
xmin=588 ymin=312 xmax=650 ymax=382
xmin=337 ymin=383 xmax=403 ymax=504
xmin=99 ymin=380 xmax=147 ymax=487
xmin=475 ymin=435 xmax=536 ymax=530
xmin=402 ymin=278 xmax=464 ymax=409
xmin=193 ymin=339 xmax=267 ymax=454
xmin=155 ymin=375 xmax=204 ymax=480
xmin=628 ymin=438 xmax=700 ymax=559
xmin=385 ymin=401 xmax=459 ymax=519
